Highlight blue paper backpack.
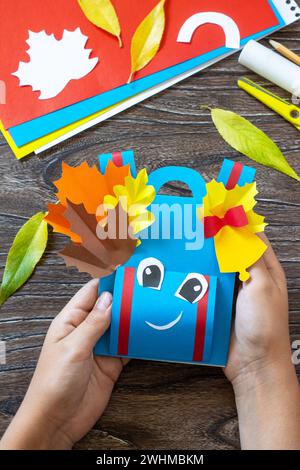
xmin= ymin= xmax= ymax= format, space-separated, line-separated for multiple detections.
xmin=95 ymin=150 xmax=256 ymax=366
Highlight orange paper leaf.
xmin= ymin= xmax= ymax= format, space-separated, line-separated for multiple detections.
xmin=54 ymin=161 xmax=131 ymax=211
xmin=54 ymin=161 xmax=107 ymax=214
xmin=45 ymin=203 xmax=81 ymax=243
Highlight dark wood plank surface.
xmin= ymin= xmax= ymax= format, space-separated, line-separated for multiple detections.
xmin=0 ymin=22 xmax=299 ymax=450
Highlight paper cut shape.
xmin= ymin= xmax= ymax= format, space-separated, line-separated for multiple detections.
xmin=199 ymin=180 xmax=267 ymax=281
xmin=46 ymin=203 xmax=81 ymax=243
xmin=60 ymin=201 xmax=137 ymax=278
xmin=137 ymin=257 xmax=164 ymax=290
xmin=175 ymin=273 xmax=208 ymax=304
xmin=46 ymin=155 xmax=155 ymax=278
xmin=12 ymin=28 xmax=98 ymax=99
xmin=104 ymin=168 xmax=156 ymax=234
xmin=145 ymin=311 xmax=183 ymax=330
xmin=53 ymin=160 xmax=129 ymax=215
xmin=204 ymin=205 xmax=248 ymax=238
xmin=45 ymin=160 xmax=130 ymax=241
xmin=177 ymin=12 xmax=241 ymax=49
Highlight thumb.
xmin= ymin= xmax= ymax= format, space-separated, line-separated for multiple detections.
xmin=68 ymin=291 xmax=112 ymax=353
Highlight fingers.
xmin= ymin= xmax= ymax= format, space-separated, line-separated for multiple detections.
xmin=94 ymin=355 xmax=125 ymax=384
xmin=60 ymin=278 xmax=100 ymax=316
xmin=259 ymin=233 xmax=286 ymax=289
xmin=246 ymin=256 xmax=268 ymax=285
xmin=244 ymin=233 xmax=286 ymax=293
xmin=66 ymin=291 xmax=112 ymax=354
xmin=47 ymin=279 xmax=100 ymax=341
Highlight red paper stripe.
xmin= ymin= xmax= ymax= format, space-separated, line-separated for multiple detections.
xmin=111 ymin=151 xmax=123 ymax=167
xmin=117 ymin=267 xmax=135 ymax=356
xmin=226 ymin=162 xmax=243 ymax=189
xmin=193 ymin=276 xmax=209 ymax=362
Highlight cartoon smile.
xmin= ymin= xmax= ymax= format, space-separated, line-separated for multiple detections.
xmin=145 ymin=311 xmax=183 ymax=331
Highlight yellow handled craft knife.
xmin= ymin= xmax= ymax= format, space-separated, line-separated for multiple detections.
xmin=238 ymin=77 xmax=300 ymax=131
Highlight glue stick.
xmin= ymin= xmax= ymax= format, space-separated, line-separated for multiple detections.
xmin=239 ymin=40 xmax=300 ymax=97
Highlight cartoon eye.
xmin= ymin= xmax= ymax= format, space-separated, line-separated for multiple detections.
xmin=137 ymin=257 xmax=164 ymax=290
xmin=175 ymin=273 xmax=208 ymax=304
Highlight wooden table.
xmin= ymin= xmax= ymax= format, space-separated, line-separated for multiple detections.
xmin=0 ymin=22 xmax=299 ymax=450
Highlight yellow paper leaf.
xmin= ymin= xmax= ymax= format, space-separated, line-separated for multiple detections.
xmin=202 ymin=180 xmax=258 ymax=217
xmin=246 ymin=211 xmax=267 ymax=234
xmin=128 ymin=0 xmax=166 ymax=83
xmin=78 ymin=0 xmax=122 ymax=47
xmin=202 ymin=180 xmax=227 ymax=217
xmin=199 ymin=180 xmax=268 ymax=281
xmin=103 ymin=169 xmax=156 ymax=235
xmin=222 ymin=182 xmax=258 ymax=213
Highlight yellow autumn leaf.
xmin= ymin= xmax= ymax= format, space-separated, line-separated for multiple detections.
xmin=128 ymin=0 xmax=166 ymax=83
xmin=78 ymin=0 xmax=122 ymax=47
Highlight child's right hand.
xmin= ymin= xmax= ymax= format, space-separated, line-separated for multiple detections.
xmin=225 ymin=233 xmax=290 ymax=385
xmin=225 ymin=234 xmax=300 ymax=449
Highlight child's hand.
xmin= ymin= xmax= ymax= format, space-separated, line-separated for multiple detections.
xmin=224 ymin=233 xmax=290 ymax=385
xmin=0 ymin=280 xmax=126 ymax=450
xmin=225 ymin=234 xmax=300 ymax=449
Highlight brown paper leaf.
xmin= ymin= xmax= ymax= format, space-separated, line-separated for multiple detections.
xmin=60 ymin=200 xmax=137 ymax=278
xmin=60 ymin=244 xmax=112 ymax=278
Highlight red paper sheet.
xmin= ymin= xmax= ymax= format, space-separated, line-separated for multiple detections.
xmin=0 ymin=0 xmax=278 ymax=128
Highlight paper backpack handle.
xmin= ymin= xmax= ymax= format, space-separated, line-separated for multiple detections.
xmin=217 ymin=159 xmax=256 ymax=187
xmin=98 ymin=150 xmax=137 ymax=176
xmin=148 ymin=166 xmax=207 ymax=200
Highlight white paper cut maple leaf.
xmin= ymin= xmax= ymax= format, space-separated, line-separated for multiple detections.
xmin=12 ymin=28 xmax=99 ymax=99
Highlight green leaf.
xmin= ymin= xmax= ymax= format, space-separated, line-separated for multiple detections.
xmin=128 ymin=0 xmax=166 ymax=83
xmin=0 ymin=212 xmax=48 ymax=306
xmin=211 ymin=108 xmax=300 ymax=182
xmin=78 ymin=0 xmax=122 ymax=47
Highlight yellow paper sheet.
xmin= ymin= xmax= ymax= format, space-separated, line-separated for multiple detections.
xmin=0 ymin=102 xmax=120 ymax=159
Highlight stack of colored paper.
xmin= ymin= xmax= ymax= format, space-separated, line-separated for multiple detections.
xmin=0 ymin=0 xmax=299 ymax=159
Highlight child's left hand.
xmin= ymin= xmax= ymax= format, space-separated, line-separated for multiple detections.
xmin=0 ymin=280 xmax=126 ymax=449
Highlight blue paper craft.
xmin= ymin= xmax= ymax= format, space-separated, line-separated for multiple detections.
xmin=94 ymin=153 xmax=256 ymax=366
xmin=8 ymin=1 xmax=287 ymax=147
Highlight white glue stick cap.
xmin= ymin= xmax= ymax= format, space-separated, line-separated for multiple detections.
xmin=239 ymin=40 xmax=300 ymax=97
